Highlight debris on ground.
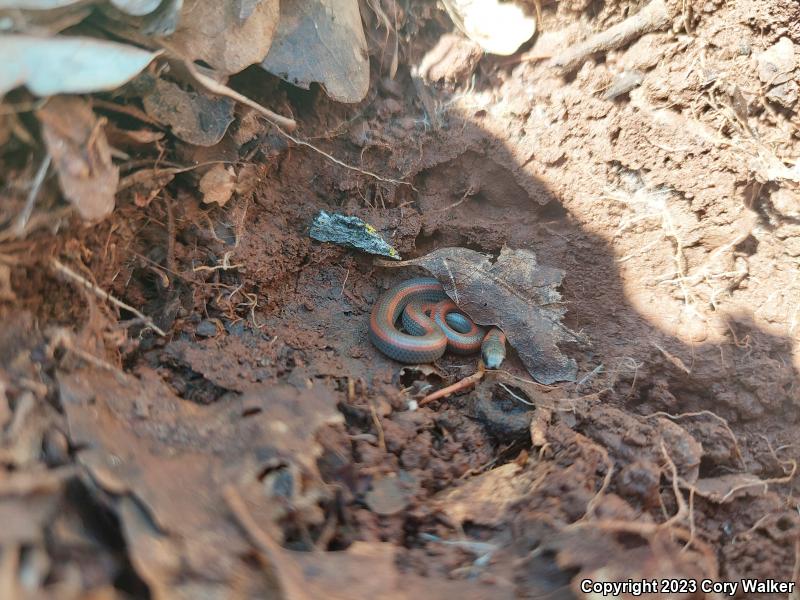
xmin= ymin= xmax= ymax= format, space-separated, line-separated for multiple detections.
xmin=310 ymin=210 xmax=401 ymax=259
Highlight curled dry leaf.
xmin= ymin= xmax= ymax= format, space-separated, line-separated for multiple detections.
xmin=36 ymin=96 xmax=118 ymax=222
xmin=0 ymin=35 xmax=157 ymax=98
xmin=418 ymin=33 xmax=483 ymax=83
xmin=199 ymin=163 xmax=236 ymax=206
xmin=163 ymin=0 xmax=279 ymax=75
xmin=117 ymin=167 xmax=178 ymax=208
xmin=379 ymin=246 xmax=578 ymax=384
xmin=141 ymin=76 xmax=235 ymax=146
xmin=59 ymin=367 xmax=342 ymax=595
xmin=98 ymin=0 xmax=182 ymax=35
xmin=440 ymin=0 xmax=535 ymax=56
xmin=261 ymin=0 xmax=369 ymax=103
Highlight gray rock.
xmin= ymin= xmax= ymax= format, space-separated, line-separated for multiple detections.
xmin=196 ymin=320 xmax=218 ymax=338
xmin=756 ymin=37 xmax=796 ymax=84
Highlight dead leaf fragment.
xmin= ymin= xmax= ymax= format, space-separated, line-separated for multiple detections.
xmin=381 ymin=246 xmax=578 ymax=383
xmin=199 ymin=164 xmax=236 ymax=206
xmin=418 ymin=33 xmax=482 ymax=83
xmin=36 ymin=96 xmax=118 ymax=221
xmin=261 ymin=0 xmax=369 ymax=103
xmin=117 ymin=167 xmax=178 ymax=208
xmin=164 ymin=0 xmax=280 ymax=75
xmin=141 ymin=77 xmax=235 ymax=146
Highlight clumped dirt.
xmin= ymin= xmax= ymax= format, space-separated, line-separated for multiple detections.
xmin=1 ymin=0 xmax=800 ymax=598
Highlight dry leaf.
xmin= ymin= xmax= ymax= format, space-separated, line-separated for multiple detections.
xmin=164 ymin=0 xmax=280 ymax=75
xmin=199 ymin=163 xmax=236 ymax=206
xmin=36 ymin=96 xmax=118 ymax=221
xmin=380 ymin=246 xmax=578 ymax=384
xmin=141 ymin=76 xmax=235 ymax=146
xmin=261 ymin=0 xmax=369 ymax=103
xmin=0 ymin=35 xmax=157 ymax=98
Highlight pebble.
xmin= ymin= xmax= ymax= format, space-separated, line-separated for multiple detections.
xmin=196 ymin=320 xmax=218 ymax=337
xmin=766 ymin=80 xmax=798 ymax=107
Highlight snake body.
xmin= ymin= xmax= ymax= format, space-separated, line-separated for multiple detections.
xmin=369 ymin=278 xmax=506 ymax=367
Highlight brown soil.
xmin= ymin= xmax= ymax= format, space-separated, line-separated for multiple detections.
xmin=2 ymin=0 xmax=800 ymax=598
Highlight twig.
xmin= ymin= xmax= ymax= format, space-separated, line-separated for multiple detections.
xmin=368 ymin=400 xmax=386 ymax=452
xmin=272 ymin=123 xmax=415 ymax=189
xmin=498 ymin=383 xmax=536 ymax=406
xmin=549 ymin=0 xmax=671 ymax=73
xmin=419 ymin=367 xmax=485 ymax=406
xmin=164 ymin=195 xmax=176 ymax=278
xmin=51 ymin=258 xmax=167 ymax=336
xmin=338 ymin=267 xmax=350 ymax=298
xmin=11 ymin=154 xmax=51 ymax=239
xmin=183 ymin=60 xmax=297 ymax=131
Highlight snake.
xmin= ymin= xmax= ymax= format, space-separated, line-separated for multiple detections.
xmin=368 ymin=277 xmax=506 ymax=367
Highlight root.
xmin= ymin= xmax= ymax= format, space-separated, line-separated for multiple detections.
xmin=549 ymin=0 xmax=672 ymax=73
xmin=51 ymin=258 xmax=167 ymax=337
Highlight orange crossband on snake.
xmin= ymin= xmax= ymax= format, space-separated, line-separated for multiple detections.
xmin=369 ymin=277 xmax=506 ymax=367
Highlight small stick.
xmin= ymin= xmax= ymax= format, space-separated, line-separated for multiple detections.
xmin=51 ymin=258 xmax=167 ymax=337
xmin=10 ymin=154 xmax=51 ymax=239
xmin=549 ymin=0 xmax=671 ymax=73
xmin=419 ymin=367 xmax=485 ymax=406
xmin=183 ymin=60 xmax=297 ymax=131
xmin=368 ymin=400 xmax=386 ymax=452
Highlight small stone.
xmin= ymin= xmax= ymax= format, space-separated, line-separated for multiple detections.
xmin=224 ymin=320 xmax=246 ymax=336
xmin=196 ymin=320 xmax=218 ymax=337
xmin=756 ymin=37 xmax=796 ymax=84
xmin=766 ymin=80 xmax=799 ymax=107
xmin=603 ymin=70 xmax=644 ymax=100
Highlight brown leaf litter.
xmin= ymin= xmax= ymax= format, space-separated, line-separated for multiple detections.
xmin=36 ymin=96 xmax=119 ymax=222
